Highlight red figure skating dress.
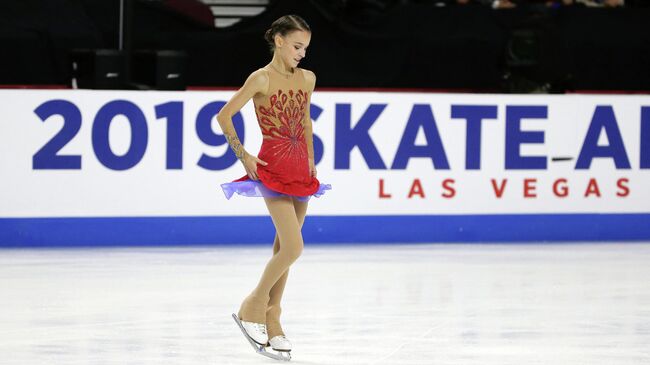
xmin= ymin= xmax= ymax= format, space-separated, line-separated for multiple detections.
xmin=221 ymin=66 xmax=331 ymax=202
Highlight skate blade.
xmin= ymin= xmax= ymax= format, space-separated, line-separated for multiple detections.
xmin=232 ymin=313 xmax=291 ymax=361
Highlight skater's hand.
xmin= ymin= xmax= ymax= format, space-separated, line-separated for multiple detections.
xmin=309 ymin=158 xmax=317 ymax=178
xmin=242 ymin=152 xmax=267 ymax=180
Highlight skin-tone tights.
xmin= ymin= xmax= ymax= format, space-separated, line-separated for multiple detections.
xmin=238 ymin=195 xmax=309 ymax=339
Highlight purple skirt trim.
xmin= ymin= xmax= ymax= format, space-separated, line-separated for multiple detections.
xmin=221 ymin=180 xmax=332 ymax=202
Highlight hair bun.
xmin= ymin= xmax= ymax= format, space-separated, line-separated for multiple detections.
xmin=263 ymin=15 xmax=310 ymax=54
xmin=264 ymin=28 xmax=274 ymax=44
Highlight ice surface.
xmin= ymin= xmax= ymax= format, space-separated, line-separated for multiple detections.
xmin=1 ymin=243 xmax=649 ymax=364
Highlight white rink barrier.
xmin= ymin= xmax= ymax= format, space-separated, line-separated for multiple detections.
xmin=0 ymin=90 xmax=649 ymax=246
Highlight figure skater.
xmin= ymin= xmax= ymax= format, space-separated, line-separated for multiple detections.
xmin=216 ymin=14 xmax=331 ymax=360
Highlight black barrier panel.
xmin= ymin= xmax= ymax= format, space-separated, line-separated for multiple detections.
xmin=1 ymin=0 xmax=649 ymax=92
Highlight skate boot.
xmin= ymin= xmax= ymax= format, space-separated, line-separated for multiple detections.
xmin=232 ymin=314 xmax=291 ymax=361
xmin=239 ymin=319 xmax=268 ymax=345
xmin=236 ymin=294 xmax=269 ymax=345
xmin=268 ymin=335 xmax=292 ymax=352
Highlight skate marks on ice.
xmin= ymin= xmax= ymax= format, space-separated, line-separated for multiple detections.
xmin=1 ymin=244 xmax=650 ymax=365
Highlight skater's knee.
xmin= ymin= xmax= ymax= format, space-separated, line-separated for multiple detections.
xmin=279 ymin=240 xmax=303 ymax=263
xmin=288 ymin=243 xmax=303 ymax=263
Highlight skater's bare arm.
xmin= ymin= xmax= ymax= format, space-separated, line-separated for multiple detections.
xmin=217 ymin=69 xmax=268 ymax=160
xmin=303 ymin=69 xmax=317 ymax=177
xmin=216 ymin=69 xmax=269 ymax=179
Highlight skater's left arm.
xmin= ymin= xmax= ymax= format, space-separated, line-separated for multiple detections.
xmin=304 ymin=69 xmax=317 ymax=178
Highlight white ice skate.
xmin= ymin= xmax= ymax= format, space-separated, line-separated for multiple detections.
xmin=268 ymin=335 xmax=292 ymax=352
xmin=232 ymin=313 xmax=292 ymax=361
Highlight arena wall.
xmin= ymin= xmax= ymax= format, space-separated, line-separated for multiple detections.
xmin=1 ymin=90 xmax=648 ymax=246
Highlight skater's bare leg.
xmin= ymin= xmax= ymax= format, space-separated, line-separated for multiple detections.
xmin=266 ymin=197 xmax=309 ymax=338
xmin=238 ymin=196 xmax=304 ymax=324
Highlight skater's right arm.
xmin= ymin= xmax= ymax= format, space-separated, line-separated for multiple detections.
xmin=216 ymin=69 xmax=269 ymax=180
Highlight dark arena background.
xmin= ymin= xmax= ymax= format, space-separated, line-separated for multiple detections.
xmin=2 ymin=0 xmax=650 ymax=91
xmin=1 ymin=1 xmax=649 ymax=364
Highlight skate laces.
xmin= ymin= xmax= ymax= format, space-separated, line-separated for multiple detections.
xmin=252 ymin=322 xmax=267 ymax=334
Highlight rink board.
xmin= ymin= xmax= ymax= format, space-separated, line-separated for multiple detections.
xmin=1 ymin=90 xmax=649 ymax=246
xmin=1 ymin=214 xmax=650 ymax=247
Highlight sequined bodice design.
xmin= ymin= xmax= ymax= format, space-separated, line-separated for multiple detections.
xmin=232 ymin=67 xmax=320 ymax=196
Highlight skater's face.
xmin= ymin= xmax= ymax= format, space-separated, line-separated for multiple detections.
xmin=274 ymin=30 xmax=311 ymax=68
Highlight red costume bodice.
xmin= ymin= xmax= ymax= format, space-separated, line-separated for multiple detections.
xmin=232 ymin=66 xmax=320 ymax=197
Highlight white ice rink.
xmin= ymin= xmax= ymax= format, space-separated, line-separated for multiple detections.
xmin=1 ymin=243 xmax=649 ymax=365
